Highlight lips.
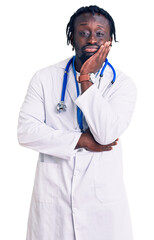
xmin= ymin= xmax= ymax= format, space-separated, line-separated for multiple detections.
xmin=83 ymin=46 xmax=99 ymax=53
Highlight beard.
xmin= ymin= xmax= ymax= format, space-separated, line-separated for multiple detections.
xmin=78 ymin=52 xmax=94 ymax=64
xmin=74 ymin=43 xmax=100 ymax=64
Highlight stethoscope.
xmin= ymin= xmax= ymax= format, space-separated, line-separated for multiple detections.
xmin=56 ymin=56 xmax=116 ymax=131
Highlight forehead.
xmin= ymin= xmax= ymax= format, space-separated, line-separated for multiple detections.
xmin=74 ymin=13 xmax=110 ymax=29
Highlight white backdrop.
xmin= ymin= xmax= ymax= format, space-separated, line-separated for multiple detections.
xmin=0 ymin=0 xmax=154 ymax=239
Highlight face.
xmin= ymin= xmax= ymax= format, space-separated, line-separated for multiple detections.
xmin=72 ymin=13 xmax=112 ymax=65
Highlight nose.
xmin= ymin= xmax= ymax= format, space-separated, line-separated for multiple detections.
xmin=87 ymin=33 xmax=97 ymax=44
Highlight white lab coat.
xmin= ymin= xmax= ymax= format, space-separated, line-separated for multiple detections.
xmin=18 ymin=57 xmax=137 ymax=240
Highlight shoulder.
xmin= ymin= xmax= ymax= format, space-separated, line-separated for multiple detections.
xmin=104 ymin=64 xmax=137 ymax=100
xmin=40 ymin=58 xmax=71 ymax=75
xmin=112 ymin=68 xmax=137 ymax=102
xmin=29 ymin=57 xmax=72 ymax=85
xmin=116 ymin=69 xmax=137 ymax=93
xmin=107 ymin=64 xmax=136 ymax=91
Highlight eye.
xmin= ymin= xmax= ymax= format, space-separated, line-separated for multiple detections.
xmin=79 ymin=31 xmax=90 ymax=38
xmin=96 ymin=31 xmax=105 ymax=37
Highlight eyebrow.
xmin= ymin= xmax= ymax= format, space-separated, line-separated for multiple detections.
xmin=79 ymin=23 xmax=105 ymax=29
xmin=97 ymin=25 xmax=105 ymax=29
xmin=79 ymin=23 xmax=88 ymax=26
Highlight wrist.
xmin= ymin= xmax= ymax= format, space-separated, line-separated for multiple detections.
xmin=75 ymin=133 xmax=86 ymax=149
xmin=79 ymin=73 xmax=95 ymax=84
xmin=79 ymin=74 xmax=90 ymax=83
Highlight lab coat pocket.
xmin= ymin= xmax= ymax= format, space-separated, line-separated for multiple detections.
xmin=94 ymin=152 xmax=125 ymax=205
xmin=33 ymin=161 xmax=59 ymax=203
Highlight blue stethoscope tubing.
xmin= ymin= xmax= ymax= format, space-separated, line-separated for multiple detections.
xmin=57 ymin=56 xmax=116 ymax=131
xmin=61 ymin=57 xmax=73 ymax=102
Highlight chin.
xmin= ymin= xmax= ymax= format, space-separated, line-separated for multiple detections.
xmin=86 ymin=52 xmax=96 ymax=56
xmin=80 ymin=52 xmax=95 ymax=64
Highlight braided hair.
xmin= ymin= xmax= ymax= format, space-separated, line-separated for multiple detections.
xmin=66 ymin=5 xmax=117 ymax=45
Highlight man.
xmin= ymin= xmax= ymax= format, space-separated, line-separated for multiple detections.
xmin=18 ymin=5 xmax=137 ymax=240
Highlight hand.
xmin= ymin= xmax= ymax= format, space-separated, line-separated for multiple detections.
xmin=80 ymin=41 xmax=111 ymax=75
xmin=75 ymin=129 xmax=118 ymax=152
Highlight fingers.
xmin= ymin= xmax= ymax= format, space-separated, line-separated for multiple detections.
xmin=80 ymin=41 xmax=112 ymax=74
xmin=100 ymin=138 xmax=119 ymax=152
xmin=98 ymin=41 xmax=111 ymax=61
xmin=104 ymin=146 xmax=113 ymax=151
xmin=85 ymin=137 xmax=119 ymax=152
xmin=107 ymin=139 xmax=119 ymax=147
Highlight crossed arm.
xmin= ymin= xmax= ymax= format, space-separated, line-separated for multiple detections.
xmin=75 ymin=128 xmax=118 ymax=152
xmin=18 ymin=42 xmax=136 ymax=159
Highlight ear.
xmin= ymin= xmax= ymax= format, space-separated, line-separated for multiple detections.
xmin=70 ymin=35 xmax=75 ymax=51
xmin=70 ymin=35 xmax=74 ymax=46
xmin=110 ymin=37 xmax=113 ymax=46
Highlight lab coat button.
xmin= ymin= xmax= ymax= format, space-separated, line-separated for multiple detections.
xmin=73 ymin=169 xmax=81 ymax=176
xmin=72 ymin=208 xmax=78 ymax=214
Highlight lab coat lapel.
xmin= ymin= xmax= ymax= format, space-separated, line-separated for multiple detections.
xmin=67 ymin=66 xmax=79 ymax=103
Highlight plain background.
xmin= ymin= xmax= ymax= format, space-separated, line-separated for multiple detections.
xmin=0 ymin=0 xmax=154 ymax=239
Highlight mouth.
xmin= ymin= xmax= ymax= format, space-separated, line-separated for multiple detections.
xmin=83 ymin=45 xmax=99 ymax=53
xmin=78 ymin=45 xmax=100 ymax=63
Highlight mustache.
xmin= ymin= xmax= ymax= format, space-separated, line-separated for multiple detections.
xmin=81 ymin=44 xmax=100 ymax=51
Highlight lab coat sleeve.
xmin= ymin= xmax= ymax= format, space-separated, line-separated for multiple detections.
xmin=75 ymin=76 xmax=137 ymax=145
xmin=17 ymin=71 xmax=82 ymax=161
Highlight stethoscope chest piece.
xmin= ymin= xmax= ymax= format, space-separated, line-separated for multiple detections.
xmin=56 ymin=101 xmax=67 ymax=113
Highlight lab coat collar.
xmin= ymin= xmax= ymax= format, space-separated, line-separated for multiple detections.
xmin=54 ymin=57 xmax=72 ymax=69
